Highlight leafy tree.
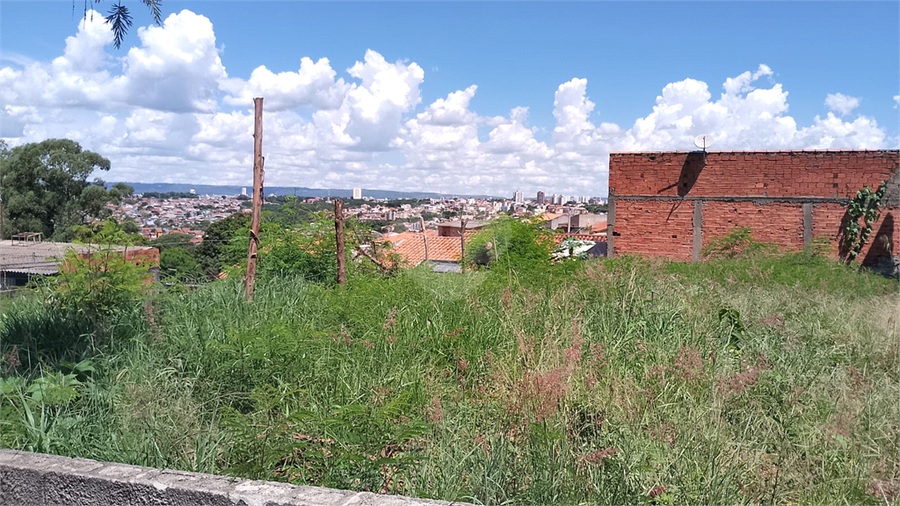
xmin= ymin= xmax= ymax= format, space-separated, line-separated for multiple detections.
xmin=216 ymin=213 xmax=390 ymax=285
xmin=149 ymin=233 xmax=197 ymax=252
xmin=160 ymin=248 xmax=203 ymax=282
xmin=71 ymin=218 xmax=144 ymax=245
xmin=464 ymin=217 xmax=554 ymax=271
xmin=0 ymin=139 xmax=133 ymax=241
xmin=51 ymin=220 xmax=154 ymax=333
xmin=584 ymin=204 xmax=608 ymax=214
xmin=195 ymin=212 xmax=251 ymax=276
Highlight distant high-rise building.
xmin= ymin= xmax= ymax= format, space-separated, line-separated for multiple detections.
xmin=241 ymin=187 xmax=247 ymax=196
xmin=514 ymin=191 xmax=524 ymax=203
xmin=189 ymin=189 xmax=196 ymax=195
xmin=536 ymin=191 xmax=545 ymax=204
xmin=353 ymin=187 xmax=362 ymax=199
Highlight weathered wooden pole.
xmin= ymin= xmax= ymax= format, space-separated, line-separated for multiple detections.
xmin=335 ymin=199 xmax=346 ymax=285
xmin=244 ymin=97 xmax=264 ymax=301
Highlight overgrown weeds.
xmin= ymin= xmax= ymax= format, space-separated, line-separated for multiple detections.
xmin=1 ymin=252 xmax=897 ymax=504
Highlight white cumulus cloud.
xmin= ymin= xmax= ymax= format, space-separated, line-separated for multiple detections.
xmin=824 ymin=93 xmax=861 ymax=116
xmin=0 ymin=10 xmax=892 ymax=199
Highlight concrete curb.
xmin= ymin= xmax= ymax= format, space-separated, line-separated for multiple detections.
xmin=0 ymin=450 xmax=469 ymax=506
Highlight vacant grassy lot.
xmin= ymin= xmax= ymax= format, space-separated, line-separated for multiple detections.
xmin=2 ymin=253 xmax=898 ymax=504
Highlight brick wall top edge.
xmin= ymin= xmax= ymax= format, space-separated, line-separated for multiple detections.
xmin=609 ymin=149 xmax=899 ymax=157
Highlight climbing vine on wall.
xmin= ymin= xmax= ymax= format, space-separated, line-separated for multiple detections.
xmin=841 ymin=180 xmax=887 ymax=263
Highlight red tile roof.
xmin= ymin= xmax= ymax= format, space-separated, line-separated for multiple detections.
xmin=381 ymin=232 xmax=463 ymax=266
xmin=590 ymin=220 xmax=608 ymax=233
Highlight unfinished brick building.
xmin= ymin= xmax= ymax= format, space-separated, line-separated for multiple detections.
xmin=606 ymin=150 xmax=899 ymax=266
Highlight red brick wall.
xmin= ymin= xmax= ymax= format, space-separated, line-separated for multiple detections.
xmin=609 ymin=150 xmax=899 ymax=262
xmin=613 ymin=200 xmax=695 ymax=261
xmin=609 ymin=151 xmax=898 ymax=198
xmin=811 ymin=204 xmax=900 ymax=261
xmin=702 ymin=202 xmax=804 ymax=252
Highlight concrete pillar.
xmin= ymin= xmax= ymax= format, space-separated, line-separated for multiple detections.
xmin=802 ymin=203 xmax=813 ymax=249
xmin=606 ymin=189 xmax=615 ymax=257
xmin=692 ymin=200 xmax=703 ymax=262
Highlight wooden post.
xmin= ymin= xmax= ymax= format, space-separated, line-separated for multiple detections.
xmin=244 ymin=97 xmax=264 ymax=301
xmin=420 ymin=216 xmax=429 ymax=261
xmin=335 ymin=199 xmax=346 ymax=285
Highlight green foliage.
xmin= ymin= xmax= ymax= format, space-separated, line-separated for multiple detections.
xmin=1 ymin=251 xmax=897 ymax=505
xmin=0 ymin=367 xmax=85 ymax=453
xmin=71 ymin=218 xmax=144 ymax=245
xmin=160 ymin=248 xmax=203 ymax=283
xmin=260 ymin=198 xmax=334 ymax=228
xmin=0 ymin=139 xmax=133 ymax=240
xmin=583 ymin=204 xmax=608 ymax=214
xmin=50 ymin=221 xmax=153 ymax=332
xmin=841 ymin=180 xmax=887 ymax=263
xmin=0 ymin=296 xmax=95 ymax=373
xmin=465 ymin=217 xmax=554 ymax=271
xmin=149 ymin=233 xmax=197 ymax=252
xmin=255 ymin=216 xmax=339 ymax=284
xmin=702 ymin=226 xmax=776 ymax=259
xmin=100 ymin=0 xmax=163 ymax=49
xmin=218 ymin=212 xmax=382 ymax=285
xmin=195 ymin=212 xmax=251 ymax=276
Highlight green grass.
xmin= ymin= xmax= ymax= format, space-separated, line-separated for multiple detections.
xmin=1 ymin=252 xmax=898 ymax=504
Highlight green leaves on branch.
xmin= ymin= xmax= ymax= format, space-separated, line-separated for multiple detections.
xmin=464 ymin=217 xmax=554 ymax=271
xmin=50 ymin=221 xmax=155 ymax=332
xmin=0 ymin=139 xmax=133 ymax=241
xmin=101 ymin=1 xmax=163 ymax=49
xmin=841 ymin=181 xmax=887 ymax=264
xmin=702 ymin=226 xmax=776 ymax=260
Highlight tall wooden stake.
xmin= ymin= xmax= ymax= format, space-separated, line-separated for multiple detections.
xmin=335 ymin=199 xmax=346 ymax=285
xmin=244 ymin=97 xmax=264 ymax=301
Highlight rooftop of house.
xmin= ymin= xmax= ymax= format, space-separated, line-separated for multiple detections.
xmin=0 ymin=240 xmax=156 ymax=275
xmin=381 ymin=232 xmax=463 ymax=266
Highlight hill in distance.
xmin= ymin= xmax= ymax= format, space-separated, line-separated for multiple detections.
xmin=116 ymin=182 xmax=501 ymax=201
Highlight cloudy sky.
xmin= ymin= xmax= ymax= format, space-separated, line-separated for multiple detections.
xmin=1 ymin=1 xmax=897 ymax=198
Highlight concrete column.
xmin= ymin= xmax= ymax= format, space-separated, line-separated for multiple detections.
xmin=692 ymin=200 xmax=703 ymax=262
xmin=802 ymin=202 xmax=813 ymax=249
xmin=606 ymin=189 xmax=615 ymax=257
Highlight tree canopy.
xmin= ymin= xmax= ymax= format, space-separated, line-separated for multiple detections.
xmin=0 ymin=139 xmax=133 ymax=241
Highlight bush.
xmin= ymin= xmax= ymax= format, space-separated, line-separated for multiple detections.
xmin=465 ymin=217 xmax=554 ymax=271
xmin=702 ymin=226 xmax=776 ymax=259
xmin=50 ymin=221 xmax=154 ymax=334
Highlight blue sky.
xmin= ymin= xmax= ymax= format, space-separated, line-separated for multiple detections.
xmin=1 ymin=1 xmax=897 ymax=197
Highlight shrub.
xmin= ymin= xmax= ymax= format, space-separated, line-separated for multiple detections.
xmin=465 ymin=217 xmax=554 ymax=271
xmin=702 ymin=226 xmax=776 ymax=259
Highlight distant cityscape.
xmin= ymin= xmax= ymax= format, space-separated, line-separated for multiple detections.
xmin=108 ymin=183 xmax=608 ymax=242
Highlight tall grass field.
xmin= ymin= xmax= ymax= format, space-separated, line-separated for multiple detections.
xmin=1 ymin=253 xmax=897 ymax=504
